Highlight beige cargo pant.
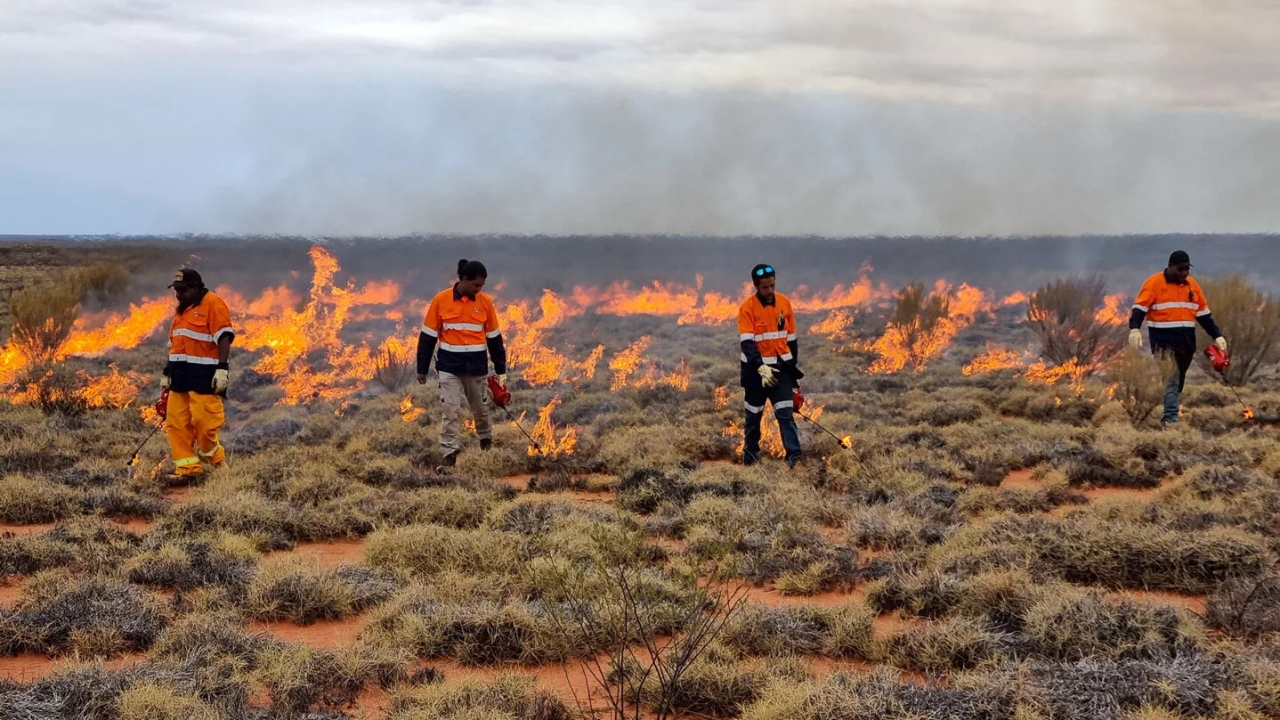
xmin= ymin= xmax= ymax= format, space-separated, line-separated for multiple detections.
xmin=438 ymin=371 xmax=493 ymax=457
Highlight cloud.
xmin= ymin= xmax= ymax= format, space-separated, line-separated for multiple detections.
xmin=0 ymin=0 xmax=1278 ymax=235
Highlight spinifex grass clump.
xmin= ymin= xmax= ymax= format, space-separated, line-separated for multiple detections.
xmin=724 ymin=602 xmax=875 ymax=659
xmin=245 ymin=556 xmax=399 ymax=624
xmin=4 ymin=574 xmax=169 ymax=657
xmin=1207 ymin=575 xmax=1280 ymax=640
xmin=931 ymin=515 xmax=1270 ymax=593
xmin=388 ymin=674 xmax=571 ymax=720
xmin=0 ymin=517 xmax=144 ymax=576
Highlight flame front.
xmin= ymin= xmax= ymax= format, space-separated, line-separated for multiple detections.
xmin=1094 ymin=293 xmax=1129 ymax=326
xmin=236 ymin=246 xmax=405 ymax=404
xmin=399 ymin=395 xmax=424 ymax=423
xmin=962 ymin=345 xmax=1027 ymax=376
xmin=867 ymin=283 xmax=994 ymax=374
xmin=526 ymin=396 xmax=577 ymax=457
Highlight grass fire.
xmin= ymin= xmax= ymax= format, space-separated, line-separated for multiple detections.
xmin=0 ymin=236 xmax=1279 ymax=720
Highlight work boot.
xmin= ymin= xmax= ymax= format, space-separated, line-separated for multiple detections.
xmin=787 ymin=457 xmax=804 ymax=470
xmin=480 ymin=439 xmax=493 ymax=451
xmin=434 ymin=452 xmax=458 ymax=474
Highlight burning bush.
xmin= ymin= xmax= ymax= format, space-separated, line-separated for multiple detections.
xmin=1107 ymin=347 xmax=1175 ymax=427
xmin=7 ymin=281 xmax=79 ymax=363
xmin=11 ymin=362 xmax=89 ymax=416
xmin=868 ymin=282 xmax=951 ymax=374
xmin=1026 ymin=276 xmax=1127 ymax=371
xmin=1195 ymin=275 xmax=1280 ymax=387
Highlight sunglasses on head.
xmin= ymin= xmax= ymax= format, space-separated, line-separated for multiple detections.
xmin=754 ymin=266 xmax=774 ymax=277
xmin=1175 ymin=264 xmax=1192 ymax=272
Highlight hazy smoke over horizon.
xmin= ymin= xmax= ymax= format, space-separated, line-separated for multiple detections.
xmin=212 ymin=89 xmax=1280 ymax=237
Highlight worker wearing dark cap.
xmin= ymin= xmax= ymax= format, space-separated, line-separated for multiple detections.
xmin=162 ymin=268 xmax=235 ymax=478
xmin=738 ymin=263 xmax=803 ymax=467
xmin=1129 ymin=250 xmax=1225 ymax=425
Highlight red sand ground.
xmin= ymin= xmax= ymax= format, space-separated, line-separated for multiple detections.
xmin=1000 ymin=469 xmax=1039 ymax=490
xmin=111 ymin=518 xmax=154 ymax=535
xmin=248 ymin=615 xmax=368 ymax=650
xmin=0 ymin=522 xmax=57 ymax=537
xmin=0 ymin=652 xmax=146 ymax=683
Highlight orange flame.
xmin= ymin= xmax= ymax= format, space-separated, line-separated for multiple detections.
xmin=82 ymin=364 xmax=146 ymax=408
xmin=236 ymin=246 xmax=405 ymax=404
xmin=1024 ymin=359 xmax=1091 ymax=393
xmin=526 ymin=396 xmax=577 ymax=457
xmin=713 ymin=385 xmax=731 ymax=411
xmin=840 ymin=435 xmax=853 ymax=449
xmin=1094 ymin=293 xmax=1128 ymax=326
xmin=399 ymin=395 xmax=424 ymax=423
xmin=810 ymin=309 xmax=854 ymax=340
xmin=866 ymin=283 xmax=994 ymax=374
xmin=962 ymin=345 xmax=1027 ymax=376
xmin=1244 ymin=408 xmax=1256 ymax=420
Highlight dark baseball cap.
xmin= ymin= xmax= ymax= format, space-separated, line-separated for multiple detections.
xmin=168 ymin=268 xmax=204 ymax=289
xmin=1169 ymin=250 xmax=1192 ymax=267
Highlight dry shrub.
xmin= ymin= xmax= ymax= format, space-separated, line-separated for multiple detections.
xmin=600 ymin=423 xmax=713 ymax=474
xmin=1027 ymin=276 xmax=1127 ymax=368
xmin=125 ymin=535 xmax=260 ymax=592
xmin=1195 ymin=275 xmax=1280 ymax=386
xmin=116 ymin=682 xmax=219 ymax=720
xmin=74 ymin=261 xmax=131 ymax=305
xmin=8 ymin=281 xmax=79 ymax=362
xmin=909 ymin=401 xmax=984 ymax=427
xmin=374 ymin=345 xmax=416 ymax=393
xmin=930 ymin=515 xmax=1271 ymax=593
xmin=725 ymin=601 xmax=875 ymax=659
xmin=1108 ymin=347 xmax=1175 ymax=427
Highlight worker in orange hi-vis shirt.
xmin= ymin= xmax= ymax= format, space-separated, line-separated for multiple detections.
xmin=737 ymin=263 xmax=803 ymax=468
xmin=1128 ymin=249 xmax=1226 ymax=426
xmin=162 ymin=269 xmax=234 ymax=479
xmin=417 ymin=259 xmax=508 ymax=470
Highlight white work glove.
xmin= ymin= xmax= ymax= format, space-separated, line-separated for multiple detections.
xmin=496 ymin=374 xmax=507 ymax=388
xmin=1128 ymin=329 xmax=1142 ymax=349
xmin=757 ymin=364 xmax=777 ymax=388
xmin=212 ymin=368 xmax=229 ymax=393
xmin=1215 ymin=336 xmax=1228 ymax=352
xmin=160 ymin=374 xmax=170 ymax=389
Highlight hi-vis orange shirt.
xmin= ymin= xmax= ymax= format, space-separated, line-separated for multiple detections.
xmin=417 ymin=286 xmax=507 ymax=377
xmin=167 ymin=291 xmax=233 ymax=393
xmin=1130 ymin=272 xmax=1221 ymax=353
xmin=738 ymin=293 xmax=796 ymax=367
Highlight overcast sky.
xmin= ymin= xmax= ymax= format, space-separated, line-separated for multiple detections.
xmin=2 ymin=0 xmax=1278 ymax=236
